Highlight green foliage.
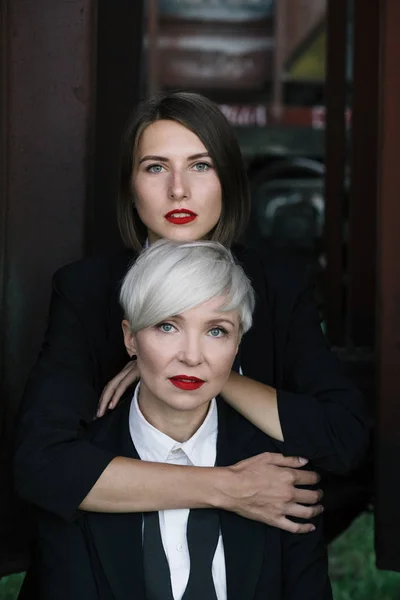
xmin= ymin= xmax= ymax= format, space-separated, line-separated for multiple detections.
xmin=0 ymin=572 xmax=25 ymax=600
xmin=329 ymin=512 xmax=400 ymax=599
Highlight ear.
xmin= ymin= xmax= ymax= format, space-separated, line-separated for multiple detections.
xmin=122 ymin=320 xmax=137 ymax=358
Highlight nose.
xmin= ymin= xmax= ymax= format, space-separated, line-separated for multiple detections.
xmin=177 ymin=333 xmax=204 ymax=367
xmin=168 ymin=169 xmax=189 ymax=202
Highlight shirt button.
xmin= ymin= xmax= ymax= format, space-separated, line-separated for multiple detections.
xmin=176 ymin=543 xmax=184 ymax=552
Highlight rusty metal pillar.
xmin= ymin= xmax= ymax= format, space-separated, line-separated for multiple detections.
xmin=0 ymin=0 xmax=96 ymax=575
xmin=87 ymin=0 xmax=144 ymax=254
xmin=348 ymin=0 xmax=379 ymax=347
xmin=0 ymin=0 xmax=144 ymax=575
xmin=324 ymin=0 xmax=348 ymax=345
xmin=375 ymin=0 xmax=400 ymax=572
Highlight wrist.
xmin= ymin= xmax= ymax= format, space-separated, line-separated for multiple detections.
xmin=206 ymin=465 xmax=239 ymax=512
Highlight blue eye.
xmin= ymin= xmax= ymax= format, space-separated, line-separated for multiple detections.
xmin=147 ymin=164 xmax=164 ymax=173
xmin=193 ymin=162 xmax=211 ymax=172
xmin=208 ymin=327 xmax=226 ymax=338
xmin=158 ymin=323 xmax=175 ymax=333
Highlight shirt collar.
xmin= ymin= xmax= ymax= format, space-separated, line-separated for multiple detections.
xmin=129 ymin=382 xmax=218 ymax=466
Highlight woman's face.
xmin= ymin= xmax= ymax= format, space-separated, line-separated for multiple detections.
xmin=132 ymin=120 xmax=222 ymax=244
xmin=122 ymin=296 xmax=239 ymax=435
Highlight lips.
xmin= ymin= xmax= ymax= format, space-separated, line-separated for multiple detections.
xmin=169 ymin=375 xmax=205 ymax=391
xmin=164 ymin=209 xmax=198 ymax=225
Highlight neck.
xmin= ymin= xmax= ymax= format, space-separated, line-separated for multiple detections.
xmin=137 ymin=384 xmax=211 ymax=442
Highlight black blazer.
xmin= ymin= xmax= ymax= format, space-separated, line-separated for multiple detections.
xmin=35 ymin=396 xmax=332 ymax=600
xmin=14 ymin=246 xmax=368 ymax=521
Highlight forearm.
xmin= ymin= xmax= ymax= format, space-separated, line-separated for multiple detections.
xmin=80 ymin=456 xmax=233 ymax=513
xmin=221 ymin=371 xmax=284 ymax=442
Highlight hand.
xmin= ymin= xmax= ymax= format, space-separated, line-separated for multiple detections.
xmin=223 ymin=453 xmax=323 ymax=533
xmin=97 ymin=360 xmax=139 ymax=417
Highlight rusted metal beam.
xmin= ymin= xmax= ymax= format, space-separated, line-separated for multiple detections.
xmin=88 ymin=0 xmax=144 ymax=254
xmin=271 ymin=0 xmax=286 ymax=122
xmin=375 ymin=0 xmax=400 ymax=572
xmin=148 ymin=0 xmax=160 ymax=96
xmin=348 ymin=0 xmax=379 ymax=346
xmin=0 ymin=0 xmax=96 ymax=575
xmin=324 ymin=0 xmax=348 ymax=345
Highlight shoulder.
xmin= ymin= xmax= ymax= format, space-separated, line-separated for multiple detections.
xmin=53 ymin=250 xmax=135 ymax=301
xmin=232 ymin=244 xmax=314 ymax=301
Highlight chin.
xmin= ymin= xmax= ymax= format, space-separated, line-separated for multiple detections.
xmin=165 ymin=230 xmax=201 ymax=242
xmin=162 ymin=225 xmax=214 ymax=242
xmin=165 ymin=394 xmax=211 ymax=412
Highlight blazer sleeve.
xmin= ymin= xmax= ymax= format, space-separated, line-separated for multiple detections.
xmin=281 ymin=517 xmax=332 ymax=600
xmin=14 ymin=265 xmax=119 ymax=522
xmin=276 ymin=276 xmax=369 ymax=474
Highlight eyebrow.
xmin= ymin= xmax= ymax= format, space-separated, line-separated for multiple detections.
xmin=205 ymin=318 xmax=237 ymax=328
xmin=171 ymin=315 xmax=237 ymax=328
xmin=139 ymin=152 xmax=211 ymax=165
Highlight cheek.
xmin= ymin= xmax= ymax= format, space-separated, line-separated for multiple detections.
xmin=132 ymin=176 xmax=161 ymax=210
xmin=208 ymin=344 xmax=237 ymax=380
xmin=206 ymin=178 xmax=222 ymax=206
xmin=136 ymin=339 xmax=171 ymax=375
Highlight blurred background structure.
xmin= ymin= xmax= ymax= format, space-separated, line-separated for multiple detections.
xmin=1 ymin=0 xmax=400 ymax=596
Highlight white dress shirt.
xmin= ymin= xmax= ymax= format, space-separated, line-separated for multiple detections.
xmin=129 ymin=384 xmax=227 ymax=600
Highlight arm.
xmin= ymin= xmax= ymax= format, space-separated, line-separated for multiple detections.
xmin=221 ymin=280 xmax=369 ymax=475
xmin=221 ymin=371 xmax=283 ymax=441
xmin=13 ymin=263 xmax=120 ymax=519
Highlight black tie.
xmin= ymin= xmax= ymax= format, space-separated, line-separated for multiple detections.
xmin=143 ymin=511 xmax=174 ymax=600
xmin=182 ymin=508 xmax=220 ymax=600
xmin=143 ymin=509 xmax=220 ymax=600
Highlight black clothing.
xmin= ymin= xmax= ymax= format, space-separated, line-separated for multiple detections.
xmin=35 ymin=397 xmax=332 ymax=600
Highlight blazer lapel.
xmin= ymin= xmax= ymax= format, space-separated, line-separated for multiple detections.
xmin=85 ymin=399 xmax=146 ymax=600
xmin=216 ymin=400 xmax=266 ymax=600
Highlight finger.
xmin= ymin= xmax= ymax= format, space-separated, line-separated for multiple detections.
xmin=108 ymin=369 xmax=138 ymax=409
xmin=291 ymin=488 xmax=323 ymax=505
xmin=273 ymin=516 xmax=316 ymax=534
xmin=258 ymin=453 xmax=309 ymax=468
xmin=98 ymin=380 xmax=124 ymax=416
xmin=284 ymin=502 xmax=324 ymax=520
xmin=97 ymin=364 xmax=136 ymax=416
xmin=292 ymin=469 xmax=320 ymax=486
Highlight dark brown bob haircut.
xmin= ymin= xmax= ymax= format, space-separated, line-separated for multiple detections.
xmin=117 ymin=91 xmax=251 ymax=251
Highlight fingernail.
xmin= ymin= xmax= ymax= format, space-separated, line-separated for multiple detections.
xmin=298 ymin=457 xmax=308 ymax=465
xmin=311 ymin=525 xmax=316 ymax=531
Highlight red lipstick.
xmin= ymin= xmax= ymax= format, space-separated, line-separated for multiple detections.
xmin=169 ymin=375 xmax=205 ymax=391
xmin=164 ymin=209 xmax=197 ymax=225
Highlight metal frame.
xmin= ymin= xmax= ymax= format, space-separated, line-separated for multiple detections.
xmin=324 ymin=0 xmax=348 ymax=345
xmin=375 ymin=0 xmax=400 ymax=572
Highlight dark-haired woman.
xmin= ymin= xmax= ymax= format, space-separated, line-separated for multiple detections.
xmin=15 ymin=92 xmax=368 ymax=552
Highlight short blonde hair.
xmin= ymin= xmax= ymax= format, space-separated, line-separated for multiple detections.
xmin=120 ymin=240 xmax=255 ymax=334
